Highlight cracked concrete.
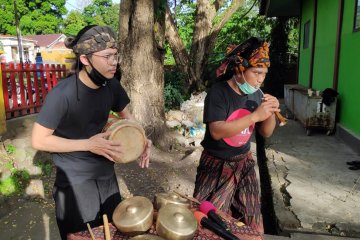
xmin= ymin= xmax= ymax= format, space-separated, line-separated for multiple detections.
xmin=266 ymin=118 xmax=360 ymax=238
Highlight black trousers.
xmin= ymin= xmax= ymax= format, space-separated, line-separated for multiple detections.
xmin=52 ymin=174 xmax=121 ymax=240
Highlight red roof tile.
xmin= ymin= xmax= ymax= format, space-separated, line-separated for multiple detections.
xmin=26 ymin=34 xmax=65 ymax=47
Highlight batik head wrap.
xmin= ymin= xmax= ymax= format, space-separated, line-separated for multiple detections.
xmin=216 ymin=37 xmax=270 ymax=79
xmin=64 ymin=25 xmax=117 ymax=55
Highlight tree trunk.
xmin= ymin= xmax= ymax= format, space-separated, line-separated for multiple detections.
xmin=119 ymin=0 xmax=166 ymax=143
xmin=165 ymin=0 xmax=245 ymax=91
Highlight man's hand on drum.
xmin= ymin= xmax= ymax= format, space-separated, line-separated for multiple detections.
xmin=88 ymin=131 xmax=122 ymax=162
xmin=139 ymin=139 xmax=152 ymax=168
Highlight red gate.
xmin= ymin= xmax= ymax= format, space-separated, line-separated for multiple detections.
xmin=1 ymin=63 xmax=67 ymax=119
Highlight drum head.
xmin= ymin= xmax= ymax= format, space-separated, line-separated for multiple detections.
xmin=106 ymin=119 xmax=146 ymax=163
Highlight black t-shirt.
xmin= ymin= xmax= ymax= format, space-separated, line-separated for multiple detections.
xmin=201 ymin=81 xmax=262 ymax=160
xmin=36 ymin=74 xmax=130 ymax=187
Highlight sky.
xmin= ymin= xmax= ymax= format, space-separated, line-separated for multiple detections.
xmin=65 ymin=0 xmax=120 ymax=12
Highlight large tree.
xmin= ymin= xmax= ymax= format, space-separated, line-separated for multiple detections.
xmin=165 ymin=0 xmax=246 ymax=90
xmin=0 ymin=0 xmax=67 ymax=35
xmin=119 ymin=0 xmax=167 ymax=144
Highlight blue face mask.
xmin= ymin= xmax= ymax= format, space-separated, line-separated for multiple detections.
xmin=234 ymin=73 xmax=258 ymax=95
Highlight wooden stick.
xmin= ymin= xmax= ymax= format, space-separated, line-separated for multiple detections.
xmin=103 ymin=214 xmax=111 ymax=240
xmin=173 ymin=190 xmax=201 ymax=204
xmin=86 ymin=223 xmax=95 ymax=240
xmin=173 ymin=191 xmax=231 ymax=220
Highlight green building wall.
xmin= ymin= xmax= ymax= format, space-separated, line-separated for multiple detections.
xmin=312 ymin=0 xmax=337 ymax=91
xmin=298 ymin=0 xmax=360 ymax=138
xmin=338 ymin=0 xmax=360 ymax=136
xmin=298 ymin=0 xmax=313 ymax=87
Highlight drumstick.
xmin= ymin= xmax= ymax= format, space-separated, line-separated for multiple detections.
xmin=103 ymin=214 xmax=111 ymax=240
xmin=86 ymin=223 xmax=95 ymax=240
xmin=173 ymin=190 xmax=201 ymax=204
xmin=173 ymin=191 xmax=230 ymax=219
xmin=258 ymin=88 xmax=287 ymax=126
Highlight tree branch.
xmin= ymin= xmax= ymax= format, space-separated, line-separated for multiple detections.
xmin=212 ymin=0 xmax=246 ymax=33
xmin=164 ymin=4 xmax=195 ymax=85
xmin=213 ymin=0 xmax=226 ymax=12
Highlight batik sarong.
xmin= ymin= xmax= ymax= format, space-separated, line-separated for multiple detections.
xmin=193 ymin=150 xmax=264 ymax=233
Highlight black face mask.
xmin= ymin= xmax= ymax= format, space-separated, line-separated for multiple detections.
xmin=84 ymin=59 xmax=111 ymax=87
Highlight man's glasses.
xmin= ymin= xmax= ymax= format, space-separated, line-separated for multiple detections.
xmin=91 ymin=53 xmax=121 ymax=64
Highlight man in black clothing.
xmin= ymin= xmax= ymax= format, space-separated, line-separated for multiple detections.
xmin=31 ymin=25 xmax=151 ymax=239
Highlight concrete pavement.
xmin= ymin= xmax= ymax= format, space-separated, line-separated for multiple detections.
xmin=265 ymin=118 xmax=360 ymax=238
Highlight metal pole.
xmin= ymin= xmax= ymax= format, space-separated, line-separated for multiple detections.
xmin=14 ymin=0 xmax=23 ymax=65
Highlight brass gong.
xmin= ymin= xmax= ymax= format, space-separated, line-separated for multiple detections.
xmin=112 ymin=196 xmax=154 ymax=234
xmin=129 ymin=235 xmax=165 ymax=240
xmin=156 ymin=204 xmax=197 ymax=240
xmin=154 ymin=192 xmax=191 ymax=210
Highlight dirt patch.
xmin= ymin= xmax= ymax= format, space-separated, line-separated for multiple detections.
xmin=0 ymin=137 xmax=201 ymax=219
xmin=116 ymin=146 xmax=201 ymax=200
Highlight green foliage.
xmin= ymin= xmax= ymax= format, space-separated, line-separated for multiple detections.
xmin=0 ymin=177 xmax=17 ymax=196
xmin=264 ymin=17 xmax=299 ymax=98
xmin=5 ymin=144 xmax=16 ymax=155
xmin=0 ymin=158 xmax=54 ymax=196
xmin=82 ymin=0 xmax=119 ymax=34
xmin=63 ymin=10 xmax=86 ymax=36
xmin=214 ymin=11 xmax=275 ymax=63
xmin=164 ymin=2 xmax=196 ymax=65
xmin=62 ymin=1 xmax=119 ymax=36
xmin=164 ymin=67 xmax=189 ymax=111
xmin=109 ymin=111 xmax=119 ymax=118
xmin=4 ymin=161 xmax=15 ymax=172
xmin=287 ymin=18 xmax=299 ymax=58
xmin=175 ymin=3 xmax=196 ymax=51
xmin=0 ymin=170 xmax=31 ymax=196
xmin=34 ymin=160 xmax=53 ymax=177
xmin=0 ymin=0 xmax=67 ymax=35
xmin=155 ymin=0 xmax=167 ymax=22
xmin=164 ymin=42 xmax=176 ymax=65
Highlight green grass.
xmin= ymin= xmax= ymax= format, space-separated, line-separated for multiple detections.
xmin=0 ymin=178 xmax=17 ymax=196
xmin=0 ymin=149 xmax=53 ymax=196
xmin=5 ymin=144 xmax=16 ymax=155
xmin=34 ymin=161 xmax=52 ymax=177
xmin=0 ymin=170 xmax=31 ymax=196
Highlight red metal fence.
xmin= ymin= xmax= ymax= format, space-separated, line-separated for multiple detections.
xmin=1 ymin=63 xmax=66 ymax=119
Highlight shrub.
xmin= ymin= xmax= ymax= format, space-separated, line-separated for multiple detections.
xmin=164 ymin=67 xmax=189 ymax=111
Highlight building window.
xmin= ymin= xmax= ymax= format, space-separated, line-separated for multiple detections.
xmin=355 ymin=0 xmax=360 ymax=31
xmin=11 ymin=46 xmax=17 ymax=62
xmin=24 ymin=48 xmax=30 ymax=63
xmin=303 ymin=20 xmax=310 ymax=49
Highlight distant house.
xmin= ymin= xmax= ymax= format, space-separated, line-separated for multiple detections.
xmin=27 ymin=34 xmax=74 ymax=66
xmin=260 ymin=0 xmax=360 ymax=154
xmin=0 ymin=35 xmax=37 ymax=63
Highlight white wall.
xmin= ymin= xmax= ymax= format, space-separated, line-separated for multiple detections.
xmin=0 ymin=37 xmax=36 ymax=63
